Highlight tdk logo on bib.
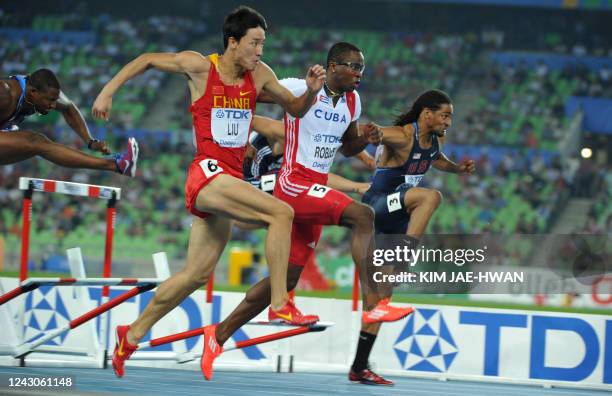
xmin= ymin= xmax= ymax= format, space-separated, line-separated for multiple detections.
xmin=314 ymin=109 xmax=347 ymax=123
xmin=211 ymin=107 xmax=252 ymax=147
xmin=215 ymin=109 xmax=251 ymax=120
xmin=313 ymin=134 xmax=342 ymax=144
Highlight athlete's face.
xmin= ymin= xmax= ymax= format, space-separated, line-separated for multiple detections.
xmin=330 ymin=51 xmax=365 ymax=92
xmin=30 ymin=87 xmax=60 ymax=115
xmin=425 ymin=103 xmax=453 ymax=137
xmin=233 ymin=27 xmax=265 ymax=71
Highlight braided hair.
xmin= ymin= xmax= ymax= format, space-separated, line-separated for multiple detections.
xmin=394 ymin=89 xmax=452 ymax=126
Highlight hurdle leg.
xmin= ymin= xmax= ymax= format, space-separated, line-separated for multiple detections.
xmin=153 ymin=252 xmax=171 ymax=280
xmin=19 ymin=183 xmax=34 ymax=282
xmin=67 ymin=247 xmax=103 ymax=367
xmin=17 ymin=183 xmax=34 ymax=352
xmin=14 ymin=284 xmax=155 ymax=358
xmin=100 ymin=193 xmax=117 ymax=368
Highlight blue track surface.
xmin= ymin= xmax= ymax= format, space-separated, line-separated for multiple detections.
xmin=0 ymin=367 xmax=609 ymax=395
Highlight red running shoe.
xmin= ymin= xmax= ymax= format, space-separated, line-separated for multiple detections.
xmin=362 ymin=298 xmax=414 ymax=324
xmin=268 ymin=298 xmax=319 ymax=325
xmin=201 ymin=325 xmax=223 ymax=381
xmin=349 ymin=367 xmax=394 ymax=386
xmin=112 ymin=325 xmax=138 ymax=378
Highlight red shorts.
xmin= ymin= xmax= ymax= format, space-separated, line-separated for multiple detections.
xmin=274 ymin=179 xmax=353 ymax=266
xmin=185 ymin=157 xmax=243 ymax=218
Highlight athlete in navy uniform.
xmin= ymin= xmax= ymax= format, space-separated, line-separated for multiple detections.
xmin=365 ymin=89 xmax=474 ymax=234
xmin=350 ymin=89 xmax=475 ymax=385
xmin=243 ymin=131 xmax=284 ymax=192
xmin=0 ymin=69 xmax=138 ymax=175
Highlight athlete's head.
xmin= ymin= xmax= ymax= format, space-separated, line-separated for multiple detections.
xmin=326 ymin=42 xmax=364 ymax=93
xmin=394 ymin=90 xmax=453 ymax=137
xmin=27 ymin=68 xmax=61 ymax=115
xmin=223 ymin=6 xmax=267 ymax=71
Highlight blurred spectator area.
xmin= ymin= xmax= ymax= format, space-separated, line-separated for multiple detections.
xmin=0 ymin=5 xmax=610 ymax=282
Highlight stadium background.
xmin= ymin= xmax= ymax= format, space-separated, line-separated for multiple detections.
xmin=0 ymin=0 xmax=610 ymax=312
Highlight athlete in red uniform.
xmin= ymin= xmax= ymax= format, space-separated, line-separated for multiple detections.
xmin=204 ymin=42 xmax=414 ymax=381
xmin=92 ymin=6 xmax=325 ymax=379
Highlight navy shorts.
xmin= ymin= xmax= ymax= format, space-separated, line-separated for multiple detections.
xmin=362 ymin=189 xmax=409 ymax=235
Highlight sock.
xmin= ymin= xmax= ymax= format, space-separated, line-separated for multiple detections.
xmin=351 ymin=331 xmax=377 ymax=372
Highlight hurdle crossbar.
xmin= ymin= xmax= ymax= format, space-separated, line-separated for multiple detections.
xmin=18 ymin=177 xmax=121 ymax=284
xmin=224 ymin=324 xmax=330 ymax=352
xmin=136 ymin=321 xmax=334 ymax=351
xmin=18 ymin=177 xmax=121 ymax=200
xmin=0 ymin=278 xmax=164 ymax=306
xmin=14 ymin=283 xmax=157 ymax=358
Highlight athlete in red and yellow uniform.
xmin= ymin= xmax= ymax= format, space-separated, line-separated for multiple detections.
xmin=92 ymin=6 xmax=325 ymax=380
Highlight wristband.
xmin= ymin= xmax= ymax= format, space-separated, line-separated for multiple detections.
xmin=87 ymin=139 xmax=100 ymax=150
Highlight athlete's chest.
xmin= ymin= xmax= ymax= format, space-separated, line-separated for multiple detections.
xmin=403 ymin=141 xmax=438 ymax=175
xmin=301 ymin=96 xmax=352 ymax=136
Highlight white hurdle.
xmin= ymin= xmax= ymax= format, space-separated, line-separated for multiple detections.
xmin=1 ymin=249 xmax=167 ymax=367
xmin=16 ymin=176 xmax=121 ymax=365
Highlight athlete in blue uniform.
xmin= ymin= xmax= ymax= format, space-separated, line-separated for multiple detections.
xmin=0 ymin=69 xmax=138 ymax=176
xmin=350 ymin=89 xmax=475 ymax=385
xmin=365 ymin=90 xmax=474 ymax=235
xmin=243 ymin=131 xmax=284 ymax=192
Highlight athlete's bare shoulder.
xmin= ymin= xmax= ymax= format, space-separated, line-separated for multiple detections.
xmin=0 ymin=79 xmax=14 ymax=118
xmin=176 ymin=50 xmax=212 ymax=75
xmin=0 ymin=79 xmax=12 ymax=104
xmin=252 ymin=61 xmax=275 ymax=81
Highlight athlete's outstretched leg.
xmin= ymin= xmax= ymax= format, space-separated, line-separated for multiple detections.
xmin=193 ymin=174 xmax=296 ymax=311
xmin=340 ymin=202 xmax=403 ymax=385
xmin=0 ymin=131 xmax=138 ymax=176
xmin=111 ymin=215 xmax=232 ymax=377
xmin=338 ymin=202 xmax=380 ymax=309
xmin=128 ymin=215 xmax=232 ymax=342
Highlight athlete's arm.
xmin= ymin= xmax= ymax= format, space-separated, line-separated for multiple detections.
xmin=339 ymin=121 xmax=382 ymax=157
xmin=55 ymin=92 xmax=110 ymax=154
xmin=93 ymin=51 xmax=208 ymax=120
xmin=356 ymin=149 xmax=376 ymax=170
xmin=327 ymin=173 xmax=370 ymax=195
xmin=258 ymin=62 xmax=325 ymax=118
xmin=270 ymin=138 xmax=284 ymax=155
xmin=379 ymin=125 xmax=410 ymax=150
xmin=255 ymin=90 xmax=275 ymax=104
xmin=432 ymin=152 xmax=475 ymax=174
xmin=245 ymin=143 xmax=256 ymax=160
xmin=252 ymin=115 xmax=285 ymax=142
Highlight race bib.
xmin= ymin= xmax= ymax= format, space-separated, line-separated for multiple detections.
xmin=307 ymin=184 xmax=331 ymax=198
xmin=387 ymin=192 xmax=402 ymax=212
xmin=199 ymin=159 xmax=224 ymax=178
xmin=260 ymin=174 xmax=277 ymax=193
xmin=403 ymin=174 xmax=424 ymax=188
xmin=300 ymin=132 xmax=343 ymax=173
xmin=211 ymin=108 xmax=252 ymax=147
